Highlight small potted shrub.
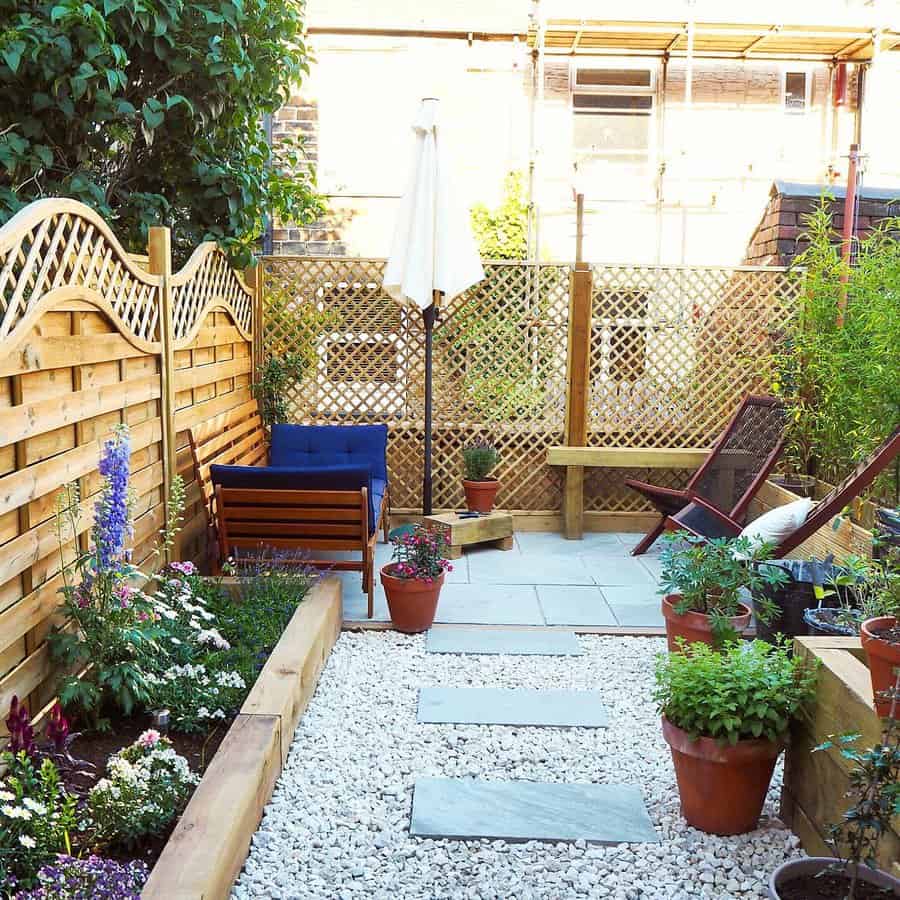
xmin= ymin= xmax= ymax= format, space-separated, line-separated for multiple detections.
xmin=854 ymin=559 xmax=900 ymax=718
xmin=380 ymin=526 xmax=452 ymax=633
xmin=769 ymin=672 xmax=900 ymax=899
xmin=654 ymin=640 xmax=818 ymax=836
xmin=461 ymin=440 xmax=500 ymax=513
xmin=659 ymin=532 xmax=788 ymax=651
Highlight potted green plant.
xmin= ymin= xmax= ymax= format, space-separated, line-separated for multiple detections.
xmin=655 ymin=639 xmax=818 ymax=836
xmin=659 ymin=532 xmax=787 ymax=651
xmin=769 ymin=672 xmax=900 ymax=899
xmin=380 ymin=526 xmax=452 ymax=633
xmin=462 ymin=440 xmax=501 ymax=513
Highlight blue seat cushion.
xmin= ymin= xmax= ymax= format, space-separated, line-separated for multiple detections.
xmin=270 ymin=424 xmax=388 ymax=483
xmin=210 ymin=463 xmax=379 ymax=534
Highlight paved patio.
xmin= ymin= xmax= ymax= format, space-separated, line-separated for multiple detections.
xmin=335 ymin=531 xmax=665 ymax=630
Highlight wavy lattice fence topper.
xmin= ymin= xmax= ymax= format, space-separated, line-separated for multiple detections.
xmin=171 ymin=242 xmax=253 ymax=344
xmin=0 ymin=199 xmax=162 ymax=349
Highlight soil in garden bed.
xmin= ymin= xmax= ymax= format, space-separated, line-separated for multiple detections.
xmin=778 ymin=873 xmax=896 ymax=900
xmin=63 ymin=713 xmax=231 ymax=869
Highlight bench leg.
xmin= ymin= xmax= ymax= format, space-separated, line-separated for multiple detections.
xmin=496 ymin=536 xmax=515 ymax=551
xmin=631 ymin=518 xmax=665 ymax=556
xmin=563 ymin=465 xmax=584 ymax=540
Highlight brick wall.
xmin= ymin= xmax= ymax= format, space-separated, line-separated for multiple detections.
xmin=744 ymin=180 xmax=900 ymax=265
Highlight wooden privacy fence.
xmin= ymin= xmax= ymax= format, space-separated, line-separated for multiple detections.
xmin=260 ymin=255 xmax=800 ymax=523
xmin=0 ymin=198 xmax=257 ymax=739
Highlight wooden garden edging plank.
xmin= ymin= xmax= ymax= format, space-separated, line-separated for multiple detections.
xmin=142 ymin=576 xmax=342 ymax=900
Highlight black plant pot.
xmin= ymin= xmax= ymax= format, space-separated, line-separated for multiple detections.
xmin=803 ymin=607 xmax=858 ymax=637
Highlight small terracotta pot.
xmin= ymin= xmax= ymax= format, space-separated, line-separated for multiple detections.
xmin=380 ymin=566 xmax=445 ymax=634
xmin=860 ymin=615 xmax=900 ymax=717
xmin=662 ymin=717 xmax=783 ymax=835
xmin=768 ymin=856 xmax=900 ymax=899
xmin=661 ymin=594 xmax=752 ymax=652
xmin=462 ymin=478 xmax=500 ymax=514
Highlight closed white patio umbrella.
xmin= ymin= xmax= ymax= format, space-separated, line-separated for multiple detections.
xmin=383 ymin=97 xmax=484 ymax=516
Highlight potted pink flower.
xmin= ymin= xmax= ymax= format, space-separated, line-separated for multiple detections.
xmin=380 ymin=527 xmax=452 ymax=633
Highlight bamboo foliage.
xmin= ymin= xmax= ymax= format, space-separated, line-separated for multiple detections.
xmin=0 ymin=199 xmax=254 ymax=742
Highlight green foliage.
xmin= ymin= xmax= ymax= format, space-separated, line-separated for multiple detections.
xmin=470 ymin=171 xmax=528 ymax=260
xmin=815 ymin=676 xmax=900 ymax=897
xmin=659 ymin=532 xmax=788 ymax=644
xmin=87 ymin=731 xmax=198 ymax=848
xmin=828 ymin=554 xmax=900 ymax=633
xmin=462 ymin=441 xmax=499 ymax=481
xmin=765 ymin=202 xmax=900 ymax=503
xmin=654 ymin=639 xmax=819 ymax=745
xmin=387 ymin=526 xmax=450 ymax=581
xmin=252 ymin=353 xmax=307 ymax=426
xmin=0 ymin=0 xmax=322 ymax=264
xmin=0 ymin=753 xmax=77 ymax=889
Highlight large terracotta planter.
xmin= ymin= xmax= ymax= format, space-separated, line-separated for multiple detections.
xmin=769 ymin=856 xmax=900 ymax=899
xmin=662 ymin=717 xmax=783 ymax=835
xmin=462 ymin=478 xmax=500 ymax=514
xmin=860 ymin=615 xmax=900 ymax=717
xmin=661 ymin=594 xmax=752 ymax=652
xmin=380 ymin=566 xmax=445 ymax=634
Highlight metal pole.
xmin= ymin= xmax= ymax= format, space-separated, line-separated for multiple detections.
xmin=422 ymin=294 xmax=438 ymax=516
xmin=838 ymin=142 xmax=859 ymax=327
xmin=262 ymin=113 xmax=274 ymax=255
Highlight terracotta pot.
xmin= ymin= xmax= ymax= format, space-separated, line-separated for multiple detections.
xmin=768 ymin=856 xmax=900 ymax=899
xmin=462 ymin=478 xmax=500 ymax=513
xmin=380 ymin=566 xmax=445 ymax=634
xmin=662 ymin=717 xmax=783 ymax=835
xmin=661 ymin=594 xmax=752 ymax=652
xmin=860 ymin=615 xmax=900 ymax=717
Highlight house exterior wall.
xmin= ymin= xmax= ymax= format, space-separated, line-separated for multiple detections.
xmin=274 ymin=31 xmax=900 ymax=264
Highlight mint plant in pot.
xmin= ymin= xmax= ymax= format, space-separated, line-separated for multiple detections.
xmin=769 ymin=672 xmax=900 ymax=899
xmin=655 ymin=640 xmax=818 ymax=835
xmin=462 ymin=441 xmax=500 ymax=513
xmin=380 ymin=526 xmax=452 ymax=633
xmin=659 ymin=532 xmax=787 ymax=651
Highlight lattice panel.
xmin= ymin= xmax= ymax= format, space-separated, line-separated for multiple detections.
xmin=586 ymin=265 xmax=798 ymax=512
xmin=584 ymin=467 xmax=693 ymax=513
xmin=171 ymin=243 xmax=253 ymax=343
xmin=0 ymin=199 xmax=161 ymax=346
xmin=261 ymin=257 xmax=569 ymax=511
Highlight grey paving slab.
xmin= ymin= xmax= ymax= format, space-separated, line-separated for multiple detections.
xmin=410 ymin=778 xmax=659 ymax=844
xmin=432 ymin=584 xmax=545 ymax=626
xmin=602 ymin=586 xmax=665 ymax=627
xmin=417 ymin=687 xmax=607 ymax=727
xmin=468 ymin=549 xmax=595 ymax=585
xmin=514 ymin=532 xmax=624 ymax=556
xmin=425 ymin=627 xmax=582 ymax=656
xmin=581 ymin=555 xmax=658 ymax=586
xmin=537 ymin=586 xmax=618 ymax=627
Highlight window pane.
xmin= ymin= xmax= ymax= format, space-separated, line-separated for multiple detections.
xmin=573 ymin=93 xmax=653 ymax=112
xmin=785 ymin=72 xmax=807 ymax=111
xmin=574 ymin=112 xmax=650 ymax=152
xmin=576 ymin=68 xmax=651 ymax=88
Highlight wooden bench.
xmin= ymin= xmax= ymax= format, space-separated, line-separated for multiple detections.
xmin=546 ymin=446 xmax=710 ymax=540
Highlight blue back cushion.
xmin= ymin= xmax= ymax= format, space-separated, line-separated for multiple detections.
xmin=210 ymin=463 xmax=377 ymax=533
xmin=269 ymin=424 xmax=388 ymax=483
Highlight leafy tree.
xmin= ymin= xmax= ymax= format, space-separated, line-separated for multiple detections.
xmin=0 ymin=0 xmax=322 ymax=263
xmin=470 ymin=170 xmax=528 ymax=260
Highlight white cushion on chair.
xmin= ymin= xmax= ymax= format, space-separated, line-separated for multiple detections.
xmin=739 ymin=498 xmax=815 ymax=550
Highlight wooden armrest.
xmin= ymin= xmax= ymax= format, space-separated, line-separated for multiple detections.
xmin=683 ymin=493 xmax=742 ymax=529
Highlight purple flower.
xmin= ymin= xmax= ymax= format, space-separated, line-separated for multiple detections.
xmin=14 ymin=854 xmax=148 ymax=899
xmin=92 ymin=427 xmax=132 ymax=572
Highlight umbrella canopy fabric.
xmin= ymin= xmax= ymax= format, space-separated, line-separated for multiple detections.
xmin=383 ymin=98 xmax=484 ymax=309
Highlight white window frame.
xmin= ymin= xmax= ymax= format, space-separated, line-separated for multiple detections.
xmin=781 ymin=66 xmax=813 ymax=115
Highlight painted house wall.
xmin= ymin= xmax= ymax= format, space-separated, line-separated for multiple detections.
xmin=274 ymin=29 xmax=900 ymax=264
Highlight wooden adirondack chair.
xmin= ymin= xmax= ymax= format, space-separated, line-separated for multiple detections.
xmin=626 ymin=395 xmax=789 ymax=555
xmin=667 ymin=424 xmax=900 ymax=557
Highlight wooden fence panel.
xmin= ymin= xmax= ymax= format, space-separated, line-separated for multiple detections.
xmin=0 ymin=200 xmax=254 ymax=738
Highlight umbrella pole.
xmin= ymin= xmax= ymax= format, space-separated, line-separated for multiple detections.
xmin=422 ymin=295 xmax=438 ymax=517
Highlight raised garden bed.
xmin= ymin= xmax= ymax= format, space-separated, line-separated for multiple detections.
xmin=142 ymin=574 xmax=341 ymax=898
xmin=781 ymin=635 xmax=900 ymax=878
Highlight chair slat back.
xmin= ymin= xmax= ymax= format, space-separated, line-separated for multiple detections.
xmin=688 ymin=395 xmax=788 ymax=520
xmin=777 ymin=425 xmax=900 ymax=556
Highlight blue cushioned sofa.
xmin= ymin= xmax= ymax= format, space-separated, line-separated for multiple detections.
xmin=206 ymin=424 xmax=390 ymax=619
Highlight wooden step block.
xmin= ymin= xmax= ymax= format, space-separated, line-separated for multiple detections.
xmin=424 ymin=511 xmax=514 ymax=559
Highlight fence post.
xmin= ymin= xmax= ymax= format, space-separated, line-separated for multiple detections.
xmin=245 ymin=261 xmax=263 ymax=379
xmin=148 ymin=226 xmax=178 ymax=563
xmin=563 ymin=195 xmax=592 ymax=539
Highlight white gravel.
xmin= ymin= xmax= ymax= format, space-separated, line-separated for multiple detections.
xmin=232 ymin=631 xmax=803 ymax=900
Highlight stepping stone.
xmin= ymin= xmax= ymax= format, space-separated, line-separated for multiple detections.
xmin=417 ymin=687 xmax=608 ymax=727
xmin=426 ymin=627 xmax=582 ymax=656
xmin=410 ymin=778 xmax=659 ymax=844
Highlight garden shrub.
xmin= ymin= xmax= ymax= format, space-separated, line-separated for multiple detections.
xmin=13 ymin=854 xmax=148 ymax=900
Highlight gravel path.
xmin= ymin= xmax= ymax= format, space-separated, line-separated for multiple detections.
xmin=232 ymin=631 xmax=803 ymax=900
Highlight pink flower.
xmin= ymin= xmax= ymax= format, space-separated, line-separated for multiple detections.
xmin=137 ymin=729 xmax=161 ymax=749
xmin=137 ymin=611 xmax=149 ymax=622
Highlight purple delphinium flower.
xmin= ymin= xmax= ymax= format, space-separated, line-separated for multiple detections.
xmin=14 ymin=854 xmax=148 ymax=899
xmin=93 ymin=427 xmax=132 ymax=571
